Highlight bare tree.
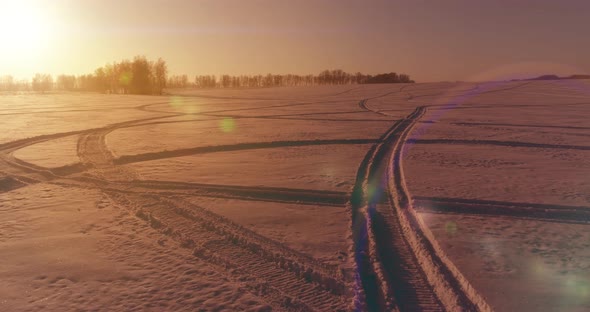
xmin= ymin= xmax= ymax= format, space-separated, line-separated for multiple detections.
xmin=0 ymin=75 xmax=15 ymax=91
xmin=56 ymin=75 xmax=76 ymax=91
xmin=32 ymin=74 xmax=53 ymax=93
xmin=153 ymin=58 xmax=167 ymax=95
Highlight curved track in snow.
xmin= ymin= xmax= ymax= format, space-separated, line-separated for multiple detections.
xmin=350 ymin=102 xmax=491 ymax=311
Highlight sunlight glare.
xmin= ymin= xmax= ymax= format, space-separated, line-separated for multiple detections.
xmin=0 ymin=1 xmax=54 ymax=60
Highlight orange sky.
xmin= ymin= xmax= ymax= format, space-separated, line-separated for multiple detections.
xmin=0 ymin=0 xmax=589 ymax=82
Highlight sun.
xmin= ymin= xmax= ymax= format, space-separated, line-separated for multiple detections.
xmin=0 ymin=1 xmax=54 ymax=60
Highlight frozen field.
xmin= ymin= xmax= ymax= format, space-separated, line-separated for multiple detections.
xmin=1 ymin=81 xmax=590 ymax=311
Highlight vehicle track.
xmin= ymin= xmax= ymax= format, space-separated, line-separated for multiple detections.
xmin=413 ymin=82 xmax=533 ymax=108
xmin=104 ymin=191 xmax=350 ymax=311
xmin=0 ymin=116 xmax=177 ymax=191
xmin=61 ymin=176 xmax=348 ymax=208
xmin=68 ymin=117 xmax=354 ymax=311
xmin=0 ymin=175 xmax=27 ymax=192
xmin=388 ymin=107 xmax=491 ymax=311
xmin=56 ymin=175 xmax=590 ymax=227
xmin=114 ymin=138 xmax=378 ymax=165
xmin=350 ymin=102 xmax=491 ymax=311
xmin=358 ymin=99 xmax=392 ymax=117
xmin=414 ymin=197 xmax=590 ymax=224
xmin=0 ymin=131 xmax=91 ymax=191
xmin=166 ymin=85 xmax=363 ymax=102
xmin=404 ymin=84 xmax=480 ymax=101
xmin=408 ymin=138 xmax=590 ymax=151
xmin=453 ymin=121 xmax=590 ymax=131
xmin=356 ymin=85 xmax=416 ymax=117
xmin=351 ymin=82 xmax=536 ymax=310
xmin=474 ymin=82 xmax=532 ymax=95
xmin=129 ymin=180 xmax=348 ymax=206
xmin=204 ymin=113 xmax=395 ymax=123
xmin=350 ymin=106 xmax=441 ymax=311
xmin=357 ymin=84 xmax=464 ymax=117
xmin=137 ymin=98 xmax=349 ymax=116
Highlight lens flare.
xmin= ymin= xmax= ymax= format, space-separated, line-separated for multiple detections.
xmin=444 ymin=221 xmax=458 ymax=236
xmin=220 ymin=117 xmax=235 ymax=133
xmin=119 ymin=71 xmax=132 ymax=86
xmin=563 ymin=276 xmax=590 ymax=302
xmin=170 ymin=96 xmax=183 ymax=108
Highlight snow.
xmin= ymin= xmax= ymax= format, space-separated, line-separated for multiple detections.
xmin=422 ymin=213 xmax=590 ymax=311
xmin=0 ymin=184 xmax=268 ymax=311
xmin=13 ymin=135 xmax=79 ymax=168
xmin=2 ymin=81 xmax=590 ymax=310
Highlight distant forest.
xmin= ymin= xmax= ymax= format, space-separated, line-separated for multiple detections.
xmin=0 ymin=56 xmax=414 ymax=94
xmin=514 ymin=74 xmax=590 ymax=81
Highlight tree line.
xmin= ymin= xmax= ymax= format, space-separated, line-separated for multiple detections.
xmin=55 ymin=56 xmax=168 ymax=94
xmin=174 ymin=70 xmax=414 ymax=88
xmin=0 ymin=56 xmax=167 ymax=94
xmin=0 ymin=56 xmax=414 ymax=93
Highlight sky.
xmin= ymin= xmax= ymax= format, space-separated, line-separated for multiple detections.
xmin=0 ymin=0 xmax=589 ymax=82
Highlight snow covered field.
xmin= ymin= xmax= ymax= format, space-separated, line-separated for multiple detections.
xmin=1 ymin=81 xmax=590 ymax=311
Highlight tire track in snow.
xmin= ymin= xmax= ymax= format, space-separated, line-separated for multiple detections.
xmin=351 ymin=102 xmax=491 ymax=311
xmin=114 ymin=139 xmax=378 ymax=165
xmin=205 ymin=113 xmax=395 ymax=122
xmin=350 ymin=106 xmax=443 ymax=311
xmin=73 ymin=120 xmax=353 ymax=311
xmin=106 ymin=192 xmax=350 ymax=311
xmin=350 ymin=81 xmax=539 ymax=311
xmin=61 ymin=177 xmax=348 ymax=207
xmin=0 ymin=115 xmax=175 ymax=190
xmin=166 ymin=85 xmax=363 ymax=102
xmin=409 ymin=138 xmax=590 ymax=151
xmin=404 ymin=84 xmax=480 ymax=101
xmin=453 ymin=121 xmax=590 ymax=131
xmin=389 ymin=107 xmax=491 ymax=312
xmin=356 ymin=85 xmax=415 ymax=117
xmin=130 ymin=180 xmax=348 ymax=207
xmin=414 ymin=197 xmax=590 ymax=224
xmin=0 ymin=175 xmax=27 ymax=192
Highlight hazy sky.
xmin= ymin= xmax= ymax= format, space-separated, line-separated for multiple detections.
xmin=1 ymin=0 xmax=589 ymax=81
